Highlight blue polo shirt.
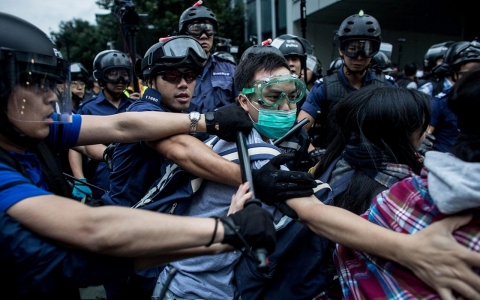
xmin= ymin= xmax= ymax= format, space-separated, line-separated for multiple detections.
xmin=186 ymin=54 xmax=238 ymax=113
xmin=301 ymin=67 xmax=397 ymax=119
xmin=102 ymin=88 xmax=170 ymax=207
xmin=78 ymin=91 xmax=134 ymax=199
xmin=430 ymin=88 xmax=458 ymax=152
xmin=1 ymin=211 xmax=134 ymax=298
xmin=0 ymin=114 xmax=82 ymax=212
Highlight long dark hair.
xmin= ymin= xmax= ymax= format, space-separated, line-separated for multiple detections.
xmin=314 ymin=85 xmax=431 ymax=214
xmin=448 ymin=66 xmax=480 ymax=163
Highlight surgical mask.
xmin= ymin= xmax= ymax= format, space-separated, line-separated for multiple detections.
xmin=248 ymin=101 xmax=296 ymax=139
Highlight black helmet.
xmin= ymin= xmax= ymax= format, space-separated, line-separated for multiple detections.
xmin=0 ymin=12 xmax=72 ymax=146
xmin=451 ymin=39 xmax=480 ymax=69
xmin=213 ymin=51 xmax=236 ymax=64
xmin=423 ymin=41 xmax=455 ymax=73
xmin=136 ymin=35 xmax=207 ymax=80
xmin=179 ymin=5 xmax=218 ymax=35
xmin=327 ymin=57 xmax=343 ymax=75
xmin=271 ymin=34 xmax=307 ymax=59
xmin=432 ymin=41 xmax=471 ymax=77
xmin=93 ymin=50 xmax=132 ymax=86
xmin=70 ymin=62 xmax=89 ymax=82
xmin=239 ymin=40 xmax=285 ymax=64
xmin=306 ymin=54 xmax=322 ymax=78
xmin=298 ymin=37 xmax=314 ymax=55
xmin=0 ymin=13 xmax=71 ymax=116
xmin=371 ymin=51 xmax=393 ymax=73
xmin=335 ymin=10 xmax=381 ymax=58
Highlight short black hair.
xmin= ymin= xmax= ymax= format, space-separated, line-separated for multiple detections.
xmin=234 ymin=52 xmax=289 ymax=93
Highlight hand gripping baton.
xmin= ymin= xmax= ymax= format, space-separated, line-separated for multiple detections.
xmin=236 ymin=131 xmax=269 ymax=271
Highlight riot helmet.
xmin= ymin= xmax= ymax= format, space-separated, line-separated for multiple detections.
xmin=432 ymin=41 xmax=470 ymax=77
xmin=93 ymin=50 xmax=133 ymax=87
xmin=0 ymin=12 xmax=72 ymax=147
xmin=179 ymin=4 xmax=218 ymax=36
xmin=271 ymin=34 xmax=307 ymax=59
xmin=371 ymin=51 xmax=393 ymax=73
xmin=298 ymin=37 xmax=314 ymax=55
xmin=335 ymin=10 xmax=382 ymax=58
xmin=306 ymin=54 xmax=322 ymax=78
xmin=423 ymin=41 xmax=455 ymax=73
xmin=451 ymin=39 xmax=480 ymax=70
xmin=70 ymin=62 xmax=89 ymax=82
xmin=327 ymin=57 xmax=343 ymax=75
xmin=136 ymin=35 xmax=207 ymax=81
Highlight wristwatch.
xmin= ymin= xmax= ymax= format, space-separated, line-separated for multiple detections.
xmin=205 ymin=111 xmax=217 ymax=132
xmin=189 ymin=111 xmax=201 ymax=133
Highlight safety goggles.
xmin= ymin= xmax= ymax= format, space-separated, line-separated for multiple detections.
xmin=186 ymin=23 xmax=216 ymax=38
xmin=340 ymin=39 xmax=380 ymax=58
xmin=157 ymin=69 xmax=198 ymax=84
xmin=242 ymin=73 xmax=307 ymax=108
xmin=103 ymin=67 xmax=133 ymax=84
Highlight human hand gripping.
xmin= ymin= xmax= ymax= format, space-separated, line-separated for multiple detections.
xmin=205 ymin=104 xmax=253 ymax=142
xmin=227 ymin=182 xmax=252 ymax=216
xmin=252 ymin=153 xmax=317 ymax=219
xmin=399 ymin=214 xmax=480 ymax=300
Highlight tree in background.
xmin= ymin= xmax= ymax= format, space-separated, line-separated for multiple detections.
xmin=50 ymin=0 xmax=246 ymax=73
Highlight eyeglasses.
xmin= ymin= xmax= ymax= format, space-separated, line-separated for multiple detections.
xmin=242 ymin=73 xmax=307 ymax=108
xmin=104 ymin=67 xmax=132 ymax=84
xmin=340 ymin=39 xmax=380 ymax=58
xmin=186 ymin=23 xmax=216 ymax=38
xmin=157 ymin=69 xmax=198 ymax=84
xmin=71 ymin=81 xmax=86 ymax=88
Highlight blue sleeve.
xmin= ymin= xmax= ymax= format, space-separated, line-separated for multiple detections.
xmin=430 ymin=96 xmax=443 ymax=127
xmin=0 ymin=163 xmax=51 ymax=212
xmin=47 ymin=114 xmax=82 ymax=153
xmin=300 ymin=80 xmax=324 ymax=119
xmin=0 ymin=212 xmax=134 ymax=295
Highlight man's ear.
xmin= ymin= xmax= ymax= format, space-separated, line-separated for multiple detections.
xmin=237 ymin=94 xmax=250 ymax=112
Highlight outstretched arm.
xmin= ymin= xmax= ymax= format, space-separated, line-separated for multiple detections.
xmin=286 ymin=196 xmax=480 ymax=299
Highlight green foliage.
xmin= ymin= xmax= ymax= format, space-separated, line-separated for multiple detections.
xmin=50 ymin=0 xmax=246 ymax=70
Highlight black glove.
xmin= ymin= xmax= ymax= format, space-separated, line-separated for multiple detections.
xmin=220 ymin=205 xmax=276 ymax=254
xmin=252 ymin=153 xmax=317 ymax=205
xmin=103 ymin=143 xmax=115 ymax=171
xmin=205 ymin=104 xmax=253 ymax=142
xmin=417 ymin=133 xmax=436 ymax=156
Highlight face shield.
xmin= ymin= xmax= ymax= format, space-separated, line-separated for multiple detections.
xmin=242 ymin=73 xmax=307 ymax=108
xmin=340 ymin=38 xmax=380 ymax=58
xmin=4 ymin=50 xmax=72 ymax=123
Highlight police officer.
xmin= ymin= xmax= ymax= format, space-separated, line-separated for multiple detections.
xmin=305 ymin=54 xmax=323 ymax=91
xmin=178 ymin=3 xmax=237 ymax=113
xmin=0 ymin=12 xmax=278 ymax=298
xmin=74 ymin=50 xmax=135 ymax=199
xmin=427 ymin=39 xmax=480 ymax=153
xmin=298 ymin=10 xmax=396 ymax=149
xmin=271 ymin=34 xmax=308 ymax=78
xmin=69 ymin=62 xmax=89 ymax=113
xmin=418 ymin=41 xmax=455 ymax=92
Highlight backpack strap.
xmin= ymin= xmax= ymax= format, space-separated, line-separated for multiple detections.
xmin=314 ymin=156 xmax=354 ymax=205
xmin=0 ymin=146 xmax=33 ymax=184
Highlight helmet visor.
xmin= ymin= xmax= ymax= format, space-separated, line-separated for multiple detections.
xmin=5 ymin=50 xmax=72 ymax=123
xmin=340 ymin=39 xmax=380 ymax=58
xmin=162 ymin=37 xmax=208 ymax=61
xmin=242 ymin=73 xmax=306 ymax=108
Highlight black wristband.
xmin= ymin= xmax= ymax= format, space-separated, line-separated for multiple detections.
xmin=206 ymin=217 xmax=219 ymax=247
xmin=205 ymin=111 xmax=217 ymax=133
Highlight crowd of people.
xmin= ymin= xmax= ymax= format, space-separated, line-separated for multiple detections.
xmin=1 ymin=2 xmax=480 ymax=300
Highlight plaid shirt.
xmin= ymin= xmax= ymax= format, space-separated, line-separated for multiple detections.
xmin=334 ymin=167 xmax=480 ymax=299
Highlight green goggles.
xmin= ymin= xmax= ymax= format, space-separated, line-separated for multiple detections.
xmin=242 ymin=73 xmax=307 ymax=108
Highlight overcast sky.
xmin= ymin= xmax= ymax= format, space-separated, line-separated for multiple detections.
xmin=0 ymin=0 xmax=110 ymax=36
